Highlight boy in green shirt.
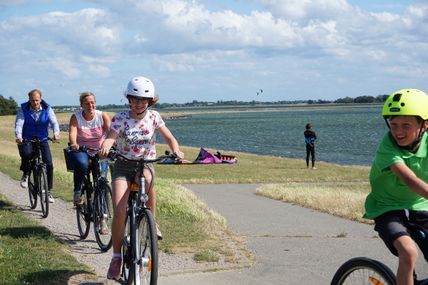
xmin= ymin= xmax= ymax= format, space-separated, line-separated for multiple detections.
xmin=364 ymin=89 xmax=428 ymax=285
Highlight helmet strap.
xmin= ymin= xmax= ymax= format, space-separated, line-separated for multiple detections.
xmin=400 ymin=121 xmax=426 ymax=152
xmin=384 ymin=118 xmax=391 ymax=129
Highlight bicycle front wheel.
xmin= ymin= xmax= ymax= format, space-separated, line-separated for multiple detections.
xmin=122 ymin=214 xmax=131 ymax=283
xmin=76 ymin=187 xmax=91 ymax=239
xmin=133 ymin=208 xmax=158 ymax=285
xmin=27 ymin=169 xmax=37 ymax=209
xmin=38 ymin=166 xmax=49 ymax=218
xmin=331 ymin=257 xmax=396 ymax=285
xmin=94 ymin=183 xmax=113 ymax=251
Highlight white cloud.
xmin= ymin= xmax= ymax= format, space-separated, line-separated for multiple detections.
xmin=88 ymin=64 xmax=111 ymax=78
xmin=257 ymin=0 xmax=353 ymax=21
xmin=154 ymin=50 xmax=247 ymax=72
xmin=50 ymin=58 xmax=81 ymax=79
xmin=0 ymin=8 xmax=120 ymax=76
xmin=0 ymin=0 xmax=427 ymax=104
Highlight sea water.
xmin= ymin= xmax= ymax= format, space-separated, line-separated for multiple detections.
xmin=163 ymin=105 xmax=386 ymax=166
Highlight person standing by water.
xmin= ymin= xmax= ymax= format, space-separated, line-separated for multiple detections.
xmin=304 ymin=123 xmax=317 ymax=169
xmin=15 ymin=89 xmax=60 ymax=203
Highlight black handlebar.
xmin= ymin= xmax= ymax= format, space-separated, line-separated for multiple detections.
xmin=108 ymin=150 xmax=179 ymax=164
xmin=25 ymin=137 xmax=57 ymax=143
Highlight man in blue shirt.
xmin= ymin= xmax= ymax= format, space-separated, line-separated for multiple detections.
xmin=15 ymin=89 xmax=60 ymax=203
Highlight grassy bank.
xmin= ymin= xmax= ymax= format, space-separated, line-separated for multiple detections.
xmin=0 ymin=112 xmax=372 ymax=283
xmin=0 ymin=195 xmax=92 ymax=284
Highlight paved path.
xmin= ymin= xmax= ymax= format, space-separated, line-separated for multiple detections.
xmin=160 ymin=184 xmax=428 ymax=285
xmin=2 ymin=174 xmax=428 ymax=284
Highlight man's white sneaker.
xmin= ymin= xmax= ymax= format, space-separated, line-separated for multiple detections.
xmin=20 ymin=175 xmax=28 ymax=188
xmin=100 ymin=218 xmax=109 ymax=235
xmin=48 ymin=192 xmax=55 ymax=203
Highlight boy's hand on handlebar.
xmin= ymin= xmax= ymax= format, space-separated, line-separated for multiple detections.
xmin=53 ymin=134 xmax=60 ymax=141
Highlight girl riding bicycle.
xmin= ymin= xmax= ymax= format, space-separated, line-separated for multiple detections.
xmin=364 ymin=89 xmax=428 ymax=285
xmin=99 ymin=76 xmax=184 ymax=280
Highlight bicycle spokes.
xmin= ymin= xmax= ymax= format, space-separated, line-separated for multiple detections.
xmin=93 ymin=184 xmax=113 ymax=252
xmin=27 ymin=171 xmax=37 ymax=209
xmin=76 ymin=192 xmax=91 ymax=239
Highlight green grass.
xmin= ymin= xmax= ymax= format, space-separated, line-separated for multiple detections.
xmin=0 ymin=195 xmax=91 ymax=285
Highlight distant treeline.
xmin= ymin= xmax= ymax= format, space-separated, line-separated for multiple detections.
xmin=0 ymin=93 xmax=389 ymax=115
xmin=159 ymin=94 xmax=389 ymax=108
xmin=0 ymin=95 xmax=18 ymax=115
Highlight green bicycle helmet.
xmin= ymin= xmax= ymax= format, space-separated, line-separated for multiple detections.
xmin=382 ymin=89 xmax=428 ymax=120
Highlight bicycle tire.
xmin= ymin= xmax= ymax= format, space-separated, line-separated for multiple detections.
xmin=94 ymin=183 xmax=113 ymax=251
xmin=133 ymin=208 xmax=158 ymax=285
xmin=122 ymin=214 xmax=132 ymax=283
xmin=331 ymin=257 xmax=396 ymax=285
xmin=76 ymin=181 xmax=91 ymax=239
xmin=39 ymin=166 xmax=49 ymax=218
xmin=27 ymin=169 xmax=37 ymax=209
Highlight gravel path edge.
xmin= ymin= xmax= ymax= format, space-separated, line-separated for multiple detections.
xmin=0 ymin=172 xmax=252 ymax=285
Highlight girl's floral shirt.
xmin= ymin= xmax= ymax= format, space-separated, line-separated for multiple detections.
xmin=110 ymin=110 xmax=165 ymax=159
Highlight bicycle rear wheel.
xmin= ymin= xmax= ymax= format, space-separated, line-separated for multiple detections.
xmin=38 ymin=166 xmax=49 ymax=218
xmin=331 ymin=257 xmax=396 ymax=285
xmin=133 ymin=208 xmax=158 ymax=285
xmin=94 ymin=183 xmax=113 ymax=251
xmin=76 ymin=185 xmax=91 ymax=239
xmin=27 ymin=169 xmax=37 ymax=209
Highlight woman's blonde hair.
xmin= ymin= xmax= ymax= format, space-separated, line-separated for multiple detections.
xmin=79 ymin=92 xmax=96 ymax=105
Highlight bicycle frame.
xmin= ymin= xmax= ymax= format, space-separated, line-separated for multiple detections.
xmin=26 ymin=138 xmax=52 ymax=218
xmin=73 ymin=146 xmax=113 ymax=251
xmin=110 ymin=151 xmax=177 ymax=285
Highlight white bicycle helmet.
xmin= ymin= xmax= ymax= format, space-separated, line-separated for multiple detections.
xmin=125 ymin=76 xmax=159 ymax=106
xmin=126 ymin=76 xmax=155 ymax=98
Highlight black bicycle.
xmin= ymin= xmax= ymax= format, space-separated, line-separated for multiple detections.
xmin=110 ymin=151 xmax=178 ymax=285
xmin=70 ymin=146 xmax=113 ymax=252
xmin=331 ymin=225 xmax=428 ymax=285
xmin=27 ymin=137 xmax=55 ymax=218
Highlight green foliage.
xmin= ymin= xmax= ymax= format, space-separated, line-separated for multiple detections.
xmin=0 ymin=95 xmax=18 ymax=115
xmin=0 ymin=196 xmax=92 ymax=284
xmin=335 ymin=94 xmax=388 ymax=104
xmin=52 ymin=94 xmax=389 ymax=112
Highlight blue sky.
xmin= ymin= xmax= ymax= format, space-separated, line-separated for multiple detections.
xmin=0 ymin=0 xmax=427 ymax=105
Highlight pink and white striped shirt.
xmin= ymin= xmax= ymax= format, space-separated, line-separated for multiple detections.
xmin=75 ymin=109 xmax=106 ymax=151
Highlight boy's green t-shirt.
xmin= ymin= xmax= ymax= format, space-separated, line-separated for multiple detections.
xmin=364 ymin=132 xmax=428 ymax=219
